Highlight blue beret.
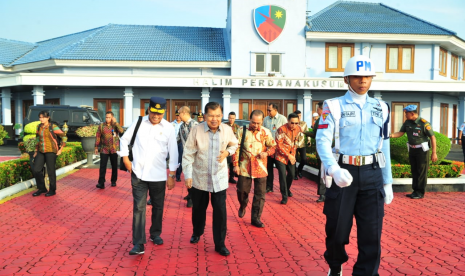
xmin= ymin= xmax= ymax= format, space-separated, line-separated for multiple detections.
xmin=403 ymin=105 xmax=417 ymax=112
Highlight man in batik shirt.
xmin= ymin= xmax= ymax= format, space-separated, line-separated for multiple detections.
xmin=95 ymin=111 xmax=124 ymax=188
xmin=233 ymin=110 xmax=276 ymax=228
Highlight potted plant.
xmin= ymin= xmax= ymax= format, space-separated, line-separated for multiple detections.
xmin=76 ymin=125 xmax=99 ymax=153
xmin=0 ymin=125 xmax=10 ymax=146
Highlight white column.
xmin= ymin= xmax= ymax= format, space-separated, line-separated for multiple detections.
xmin=1 ymin=88 xmax=12 ymax=126
xmin=303 ymin=89 xmax=312 ymax=127
xmin=373 ymin=91 xmax=382 ymax=100
xmin=32 ymin=86 xmax=45 ymax=105
xmin=201 ymin=87 xmax=210 ymax=113
xmin=124 ymin=87 xmax=134 ymax=127
xmin=15 ymin=93 xmax=23 ymax=135
xmin=222 ymin=88 xmax=231 ymax=119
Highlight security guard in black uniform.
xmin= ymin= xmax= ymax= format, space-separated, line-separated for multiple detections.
xmin=390 ymin=105 xmax=437 ymax=199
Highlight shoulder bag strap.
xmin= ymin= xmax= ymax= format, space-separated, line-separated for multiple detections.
xmin=130 ymin=116 xmax=143 ymax=147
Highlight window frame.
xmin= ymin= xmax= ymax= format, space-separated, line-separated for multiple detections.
xmin=251 ymin=52 xmax=283 ymax=75
xmin=439 ymin=47 xmax=447 ymax=77
xmin=385 ymin=44 xmax=415 ymax=73
xmin=325 ymin=43 xmax=355 ymax=72
xmin=451 ymin=54 xmax=458 ymax=80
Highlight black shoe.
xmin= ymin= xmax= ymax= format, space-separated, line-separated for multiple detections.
xmin=187 ymin=199 xmax=193 ymax=208
xmin=280 ymin=198 xmax=288 ymax=205
xmin=298 ymin=172 xmax=303 ymax=178
xmin=229 ymin=178 xmax=237 ymax=184
xmin=183 ymin=195 xmax=190 ymax=200
xmin=405 ymin=193 xmax=414 ymax=198
xmin=316 ymin=195 xmax=325 ymax=203
xmin=294 ymin=176 xmax=298 ymax=180
xmin=111 ymin=182 xmax=116 ymax=187
xmin=238 ymin=207 xmax=246 ymax=218
xmin=150 ymin=236 xmax=163 ymax=245
xmin=266 ymin=188 xmax=273 ymax=193
xmin=176 ymin=179 xmax=181 ymax=182
xmin=251 ymin=220 xmax=265 ymax=228
xmin=190 ymin=235 xmax=200 ymax=244
xmin=32 ymin=190 xmax=47 ymax=197
xmin=215 ymin=246 xmax=230 ymax=256
xmin=147 ymin=198 xmax=152 ymax=205
xmin=129 ymin=244 xmax=144 ymax=255
xmin=45 ymin=191 xmax=56 ymax=197
xmin=288 ymin=192 xmax=293 ymax=197
xmin=411 ymin=193 xmax=424 ymax=199
xmin=96 ymin=183 xmax=105 ymax=189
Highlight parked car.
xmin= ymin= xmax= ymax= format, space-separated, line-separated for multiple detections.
xmin=222 ymin=119 xmax=250 ymax=128
xmin=23 ymin=105 xmax=102 ymax=137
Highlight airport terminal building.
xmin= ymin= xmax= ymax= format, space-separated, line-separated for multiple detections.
xmin=1 ymin=0 xmax=465 ymax=140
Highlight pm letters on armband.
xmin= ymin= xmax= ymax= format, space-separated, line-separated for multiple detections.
xmin=318 ymin=124 xmax=329 ymax=129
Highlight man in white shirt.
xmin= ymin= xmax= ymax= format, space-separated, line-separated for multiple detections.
xmin=119 ymin=97 xmax=178 ymax=255
xmin=183 ymin=102 xmax=238 ymax=256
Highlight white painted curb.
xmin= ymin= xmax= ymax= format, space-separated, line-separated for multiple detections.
xmin=0 ymin=156 xmax=99 ymax=201
xmin=299 ymin=163 xmax=465 ymax=185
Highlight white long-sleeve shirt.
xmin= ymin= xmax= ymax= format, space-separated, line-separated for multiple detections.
xmin=118 ymin=116 xmax=178 ymax=182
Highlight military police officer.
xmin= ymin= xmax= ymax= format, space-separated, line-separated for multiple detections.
xmin=390 ymin=105 xmax=437 ymax=199
xmin=316 ymin=55 xmax=393 ymax=276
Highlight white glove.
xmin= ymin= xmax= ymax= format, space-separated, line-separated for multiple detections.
xmin=383 ymin=184 xmax=394 ymax=204
xmin=328 ymin=165 xmax=353 ymax=188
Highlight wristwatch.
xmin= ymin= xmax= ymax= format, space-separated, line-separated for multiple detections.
xmin=169 ymin=174 xmax=176 ymax=179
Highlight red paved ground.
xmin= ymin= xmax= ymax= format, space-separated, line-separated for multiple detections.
xmin=0 ymin=156 xmax=18 ymax=163
xmin=1 ymin=169 xmax=465 ymax=276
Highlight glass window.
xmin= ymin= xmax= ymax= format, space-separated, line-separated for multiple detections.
xmin=325 ymin=43 xmax=354 ymax=72
xmin=51 ymin=110 xmax=69 ymax=124
xmin=256 ymin=54 xmax=265 ymax=73
xmin=451 ymin=54 xmax=458 ymax=80
xmin=97 ymin=102 xmax=106 ymax=121
xmin=440 ymin=103 xmax=448 ymax=135
xmin=72 ymin=111 xmax=86 ymax=123
xmin=328 ymin=46 xmax=338 ymax=69
xmin=439 ymin=48 xmax=447 ymax=76
xmin=242 ymin=103 xmax=249 ymax=120
xmin=271 ymin=54 xmax=281 ymax=73
xmin=386 ymin=45 xmax=414 ymax=73
xmin=402 ymin=48 xmax=411 ymax=70
xmin=389 ymin=48 xmax=399 ymax=70
xmin=111 ymin=102 xmax=121 ymax=123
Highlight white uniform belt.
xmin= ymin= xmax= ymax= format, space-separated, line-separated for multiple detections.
xmin=409 ymin=144 xmax=422 ymax=148
xmin=342 ymin=155 xmax=375 ymax=166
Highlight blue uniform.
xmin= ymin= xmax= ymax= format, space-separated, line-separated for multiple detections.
xmin=315 ymin=91 xmax=392 ymax=275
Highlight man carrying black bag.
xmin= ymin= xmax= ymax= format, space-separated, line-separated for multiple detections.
xmin=118 ymin=97 xmax=178 ymax=255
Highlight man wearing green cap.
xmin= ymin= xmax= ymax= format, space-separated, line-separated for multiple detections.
xmin=390 ymin=105 xmax=437 ymax=199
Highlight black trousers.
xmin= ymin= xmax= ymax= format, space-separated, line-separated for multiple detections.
xmin=324 ymin=161 xmax=384 ymax=276
xmin=317 ymin=158 xmax=326 ymax=195
xmin=191 ymin=187 xmax=227 ymax=248
xmin=98 ymin=153 xmax=118 ymax=185
xmin=33 ymin=152 xmax=57 ymax=192
xmin=295 ymin=147 xmax=307 ymax=174
xmin=409 ymin=148 xmax=429 ymax=196
xmin=131 ymin=172 xmax=166 ymax=245
xmin=176 ymin=142 xmax=183 ymax=180
xmin=237 ymin=176 xmax=266 ymax=221
xmin=275 ymin=159 xmax=296 ymax=199
xmin=461 ymin=137 xmax=465 ymax=163
xmin=266 ymin=156 xmax=276 ymax=191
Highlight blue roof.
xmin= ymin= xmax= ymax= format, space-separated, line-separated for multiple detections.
xmin=5 ymin=24 xmax=228 ymax=66
xmin=0 ymin=39 xmax=36 ymax=66
xmin=307 ymin=1 xmax=456 ymax=36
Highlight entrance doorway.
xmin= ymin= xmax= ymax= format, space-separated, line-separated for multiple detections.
xmin=238 ymin=99 xmax=297 ymax=120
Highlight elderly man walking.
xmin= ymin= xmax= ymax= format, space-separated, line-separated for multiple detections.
xmin=233 ymin=110 xmax=276 ymax=228
xmin=182 ymin=102 xmax=238 ymax=256
xmin=119 ymin=97 xmax=178 ymax=255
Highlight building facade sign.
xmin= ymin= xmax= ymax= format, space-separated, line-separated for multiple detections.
xmin=193 ymin=78 xmax=345 ymax=89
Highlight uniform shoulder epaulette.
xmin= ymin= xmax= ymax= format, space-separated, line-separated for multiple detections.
xmin=420 ymin=118 xmax=427 ymax=123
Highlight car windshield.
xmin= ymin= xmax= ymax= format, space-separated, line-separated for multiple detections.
xmin=89 ymin=111 xmax=101 ymax=123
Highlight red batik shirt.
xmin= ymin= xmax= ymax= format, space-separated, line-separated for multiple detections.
xmin=232 ymin=126 xmax=276 ymax=178
xmin=275 ymin=124 xmax=301 ymax=165
xmin=95 ymin=123 xmax=124 ymax=154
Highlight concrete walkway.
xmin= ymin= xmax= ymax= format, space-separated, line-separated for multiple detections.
xmin=0 ymin=169 xmax=464 ymax=275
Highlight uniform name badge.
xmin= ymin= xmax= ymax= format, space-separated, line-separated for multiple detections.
xmin=377 ymin=152 xmax=386 ymax=168
xmin=421 ymin=141 xmax=430 ymax=152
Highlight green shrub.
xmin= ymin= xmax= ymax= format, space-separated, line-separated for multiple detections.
xmin=391 ymin=161 xmax=463 ymax=178
xmin=23 ymin=134 xmax=36 ymax=142
xmin=24 ymin=121 xmax=40 ymax=134
xmin=0 ymin=143 xmax=87 ymax=190
xmin=18 ymin=142 xmax=27 ymax=154
xmin=0 ymin=125 xmax=10 ymax=145
xmin=390 ymin=131 xmax=450 ymax=165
